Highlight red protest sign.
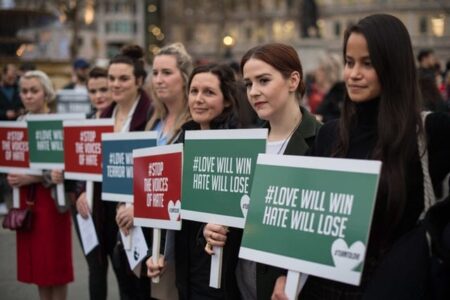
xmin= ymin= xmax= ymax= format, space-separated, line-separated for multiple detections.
xmin=63 ymin=119 xmax=114 ymax=181
xmin=0 ymin=121 xmax=32 ymax=172
xmin=133 ymin=144 xmax=183 ymax=230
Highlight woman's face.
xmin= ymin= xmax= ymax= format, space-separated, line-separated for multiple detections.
xmin=152 ymin=55 xmax=184 ymax=103
xmin=344 ymin=33 xmax=381 ymax=103
xmin=87 ymin=77 xmax=112 ymax=113
xmin=188 ymin=72 xmax=227 ymax=130
xmin=20 ymin=77 xmax=47 ymax=114
xmin=108 ymin=63 xmax=140 ymax=104
xmin=243 ymin=58 xmax=298 ymax=122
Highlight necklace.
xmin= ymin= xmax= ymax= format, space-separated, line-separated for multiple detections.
xmin=276 ymin=116 xmax=302 ymax=154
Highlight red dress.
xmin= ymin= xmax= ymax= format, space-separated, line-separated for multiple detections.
xmin=16 ymin=183 xmax=73 ymax=286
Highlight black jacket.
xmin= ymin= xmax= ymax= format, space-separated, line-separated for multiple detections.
xmin=175 ymin=119 xmax=242 ymax=300
xmin=0 ymin=83 xmax=22 ymax=120
xmin=256 ymin=106 xmax=322 ymax=300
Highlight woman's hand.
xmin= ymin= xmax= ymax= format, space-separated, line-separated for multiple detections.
xmin=146 ymin=255 xmax=166 ymax=278
xmin=116 ymin=204 xmax=134 ymax=235
xmin=7 ymin=174 xmax=41 ymax=187
xmin=203 ymin=223 xmax=229 ymax=255
xmin=50 ymin=169 xmax=64 ymax=184
xmin=76 ymin=192 xmax=90 ymax=219
xmin=271 ymin=276 xmax=289 ymax=300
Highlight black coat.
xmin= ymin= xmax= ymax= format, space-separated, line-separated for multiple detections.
xmin=256 ymin=106 xmax=322 ymax=300
xmin=303 ymin=101 xmax=450 ymax=299
xmin=175 ymin=119 xmax=243 ymax=300
xmin=0 ymin=83 xmax=22 ymax=120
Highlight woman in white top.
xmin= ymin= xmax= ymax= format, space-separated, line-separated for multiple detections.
xmin=203 ymin=43 xmax=322 ymax=300
xmin=105 ymin=45 xmax=153 ymax=300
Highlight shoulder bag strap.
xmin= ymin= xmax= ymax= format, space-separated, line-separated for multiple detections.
xmin=418 ymin=111 xmax=435 ymax=219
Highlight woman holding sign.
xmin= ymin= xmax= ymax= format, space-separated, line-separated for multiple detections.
xmin=7 ymin=70 xmax=73 ymax=300
xmin=71 ymin=66 xmax=122 ymax=300
xmin=102 ymin=45 xmax=153 ymax=299
xmin=273 ymin=14 xmax=450 ymax=299
xmin=203 ymin=43 xmax=322 ymax=299
xmin=145 ymin=42 xmax=193 ymax=299
xmin=146 ymin=63 xmax=244 ymax=299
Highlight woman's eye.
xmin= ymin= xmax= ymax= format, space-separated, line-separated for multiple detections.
xmin=260 ymin=78 xmax=269 ymax=85
xmin=364 ymin=60 xmax=373 ymax=67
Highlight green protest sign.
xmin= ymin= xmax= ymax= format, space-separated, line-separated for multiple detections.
xmin=181 ymin=129 xmax=267 ymax=228
xmin=240 ymin=154 xmax=381 ymax=285
xmin=27 ymin=114 xmax=85 ymax=169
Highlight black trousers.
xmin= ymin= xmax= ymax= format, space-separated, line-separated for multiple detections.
xmin=72 ymin=199 xmax=125 ymax=300
xmin=113 ymin=233 xmax=153 ymax=300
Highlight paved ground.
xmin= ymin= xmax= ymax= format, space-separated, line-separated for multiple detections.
xmin=0 ymin=215 xmax=120 ymax=300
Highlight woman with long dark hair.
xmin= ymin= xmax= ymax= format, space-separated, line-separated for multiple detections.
xmin=272 ymin=14 xmax=450 ymax=300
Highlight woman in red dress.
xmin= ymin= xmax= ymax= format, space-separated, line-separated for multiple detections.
xmin=7 ymin=70 xmax=73 ymax=300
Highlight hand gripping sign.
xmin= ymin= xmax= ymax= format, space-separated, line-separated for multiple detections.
xmin=181 ymin=128 xmax=267 ymax=288
xmin=133 ymin=143 xmax=183 ymax=283
xmin=239 ymin=154 xmax=382 ymax=299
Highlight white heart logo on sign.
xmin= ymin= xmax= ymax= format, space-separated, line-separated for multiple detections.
xmin=331 ymin=238 xmax=365 ymax=271
xmin=240 ymin=194 xmax=250 ymax=219
xmin=168 ymin=200 xmax=181 ymax=221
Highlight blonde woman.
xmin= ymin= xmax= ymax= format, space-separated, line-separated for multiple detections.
xmin=146 ymin=43 xmax=193 ymax=144
xmin=145 ymin=43 xmax=193 ymax=299
xmin=7 ymin=70 xmax=73 ymax=300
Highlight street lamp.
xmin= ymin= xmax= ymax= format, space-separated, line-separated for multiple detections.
xmin=222 ymin=35 xmax=235 ymax=59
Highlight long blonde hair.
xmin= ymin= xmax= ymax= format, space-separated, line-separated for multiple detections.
xmin=146 ymin=43 xmax=193 ymax=142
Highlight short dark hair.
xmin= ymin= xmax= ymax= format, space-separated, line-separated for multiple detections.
xmin=2 ymin=63 xmax=15 ymax=74
xmin=417 ymin=49 xmax=433 ymax=63
xmin=88 ymin=66 xmax=108 ymax=79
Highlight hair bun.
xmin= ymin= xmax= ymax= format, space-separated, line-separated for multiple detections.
xmin=121 ymin=44 xmax=144 ymax=61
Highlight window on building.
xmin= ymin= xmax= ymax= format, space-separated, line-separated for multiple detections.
xmin=431 ymin=15 xmax=444 ymax=37
xmin=334 ymin=21 xmax=341 ymax=37
xmin=246 ymin=27 xmax=252 ymax=40
xmin=420 ymin=16 xmax=428 ymax=34
xmin=105 ymin=21 xmax=136 ymax=34
xmin=107 ymin=43 xmax=123 ymax=58
xmin=186 ymin=26 xmax=194 ymax=42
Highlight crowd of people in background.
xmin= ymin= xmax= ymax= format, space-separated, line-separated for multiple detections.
xmin=0 ymin=13 xmax=449 ymax=300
